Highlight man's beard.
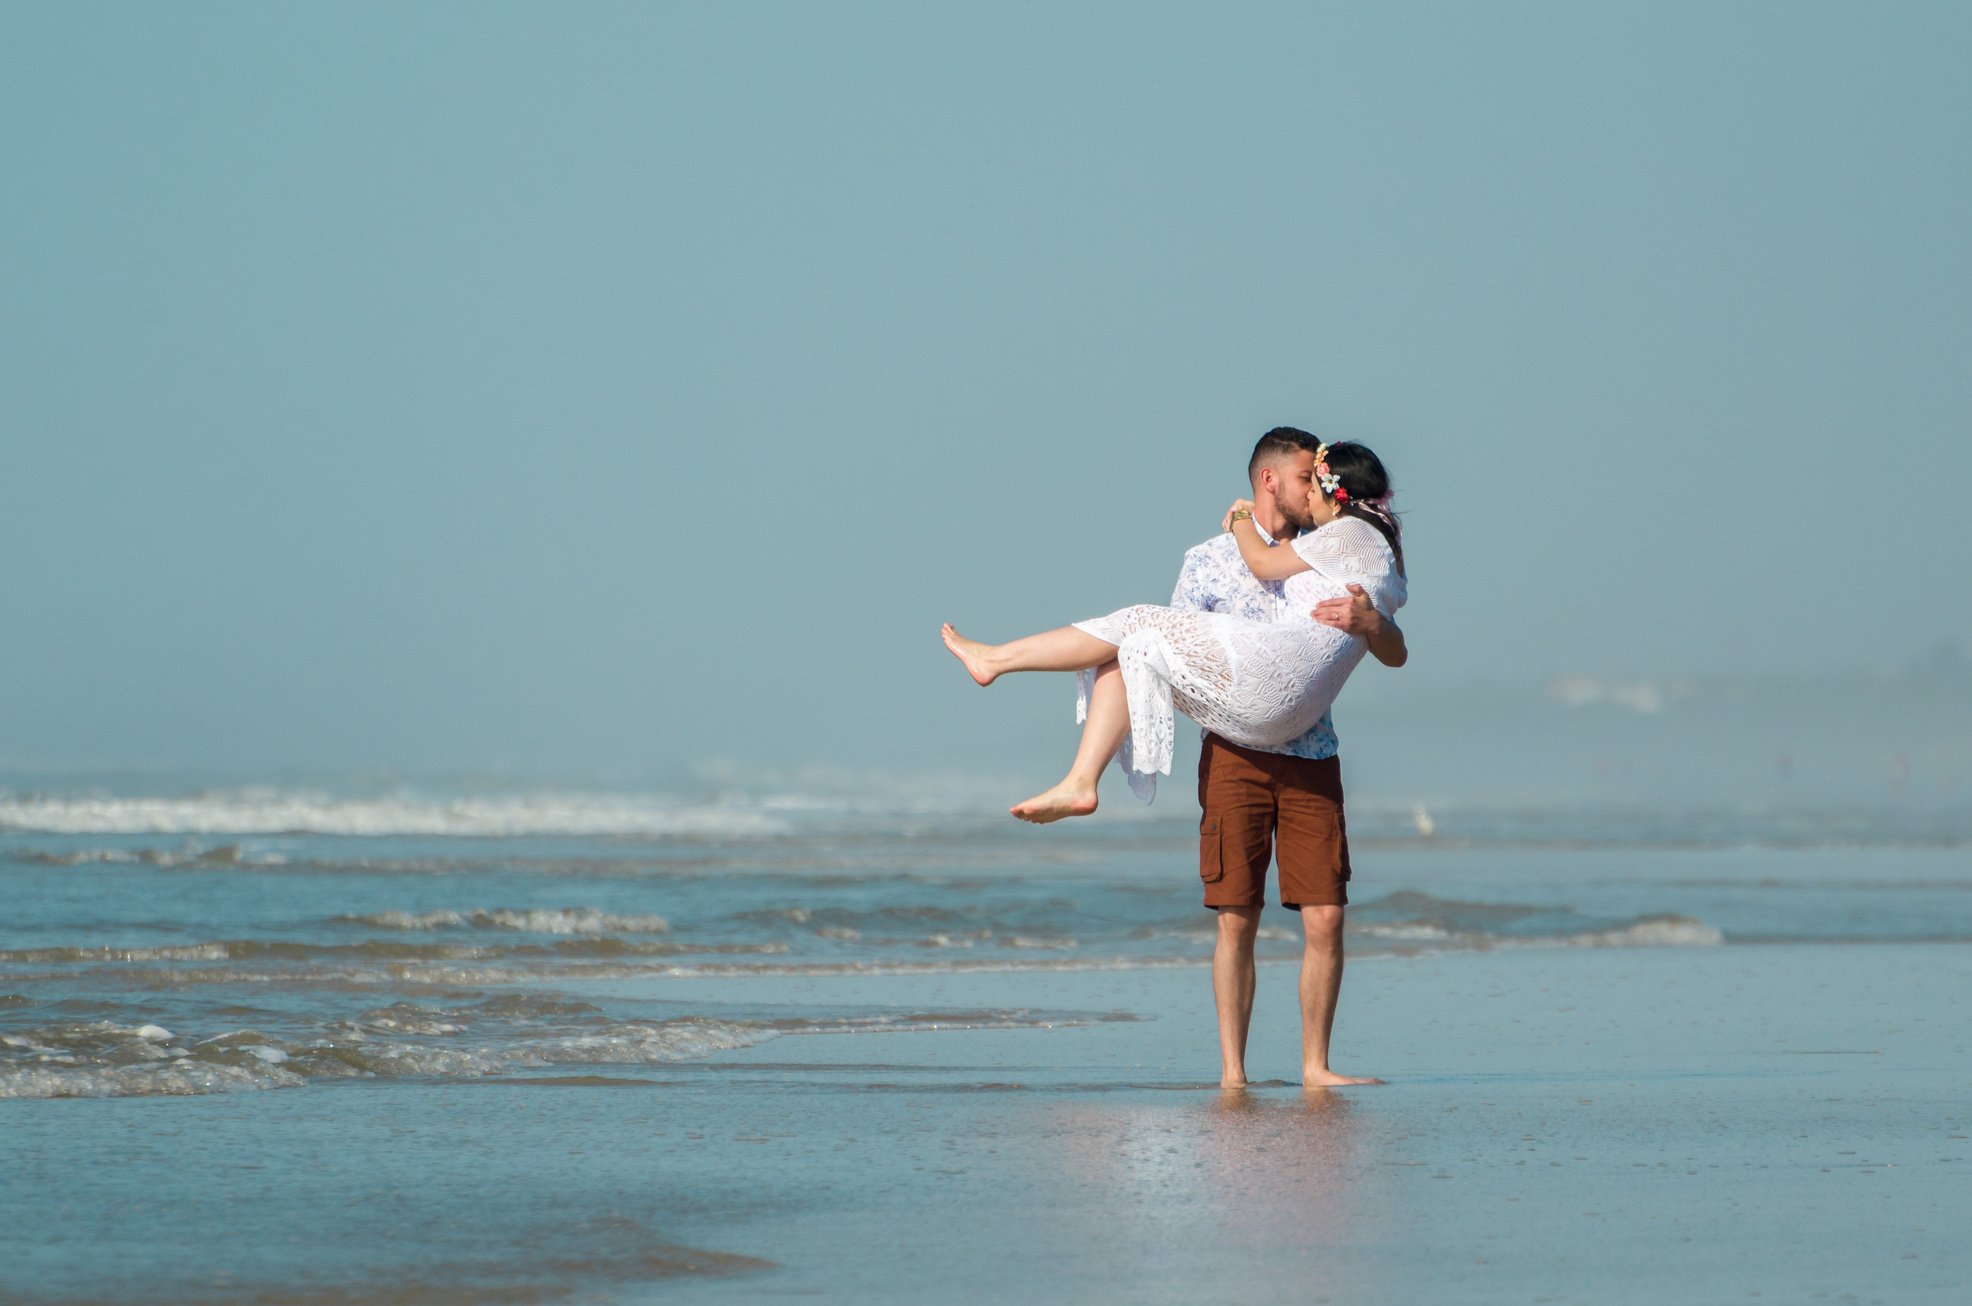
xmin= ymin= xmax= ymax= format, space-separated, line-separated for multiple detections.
xmin=1277 ymin=496 xmax=1316 ymax=531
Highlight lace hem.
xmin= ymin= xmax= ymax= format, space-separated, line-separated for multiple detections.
xmin=1075 ymin=666 xmax=1162 ymax=804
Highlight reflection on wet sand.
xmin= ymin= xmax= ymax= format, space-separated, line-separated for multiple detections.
xmin=1041 ymin=1087 xmax=1378 ymax=1297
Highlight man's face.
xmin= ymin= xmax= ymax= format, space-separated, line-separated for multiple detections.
xmin=1266 ymin=449 xmax=1320 ymax=530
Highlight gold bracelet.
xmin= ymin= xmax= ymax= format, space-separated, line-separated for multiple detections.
xmin=1230 ymin=509 xmax=1252 ymax=523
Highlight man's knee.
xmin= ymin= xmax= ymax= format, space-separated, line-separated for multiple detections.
xmin=1216 ymin=905 xmax=1262 ymax=945
xmin=1301 ymin=904 xmax=1344 ymax=944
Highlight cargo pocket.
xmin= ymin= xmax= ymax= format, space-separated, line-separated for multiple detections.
xmin=1198 ymin=817 xmax=1224 ymax=883
xmin=1336 ymin=808 xmax=1353 ymax=883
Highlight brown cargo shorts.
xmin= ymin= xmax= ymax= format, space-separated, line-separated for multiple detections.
xmin=1197 ymin=734 xmax=1351 ymax=911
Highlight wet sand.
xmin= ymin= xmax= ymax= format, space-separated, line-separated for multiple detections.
xmin=8 ymin=943 xmax=1970 ymax=1303
xmin=585 ymin=943 xmax=1972 ymax=1304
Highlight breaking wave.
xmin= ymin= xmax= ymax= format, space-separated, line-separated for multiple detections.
xmin=0 ymin=938 xmax=778 ymax=966
xmin=0 ymin=1003 xmax=1112 ymax=1100
xmin=1348 ymin=890 xmax=1724 ymax=950
xmin=0 ymin=790 xmax=786 ymax=837
xmin=339 ymin=908 xmax=672 ymax=934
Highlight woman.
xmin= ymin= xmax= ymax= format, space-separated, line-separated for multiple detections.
xmin=943 ymin=441 xmax=1406 ymax=823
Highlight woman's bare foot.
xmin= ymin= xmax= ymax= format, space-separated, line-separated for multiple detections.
xmin=1303 ymin=1068 xmax=1386 ymax=1088
xmin=1009 ymin=780 xmax=1099 ymax=824
xmin=941 ymin=623 xmax=1000 ymax=686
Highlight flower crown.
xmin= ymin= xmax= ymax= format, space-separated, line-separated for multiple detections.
xmin=1313 ymin=443 xmax=1348 ymax=503
xmin=1315 ymin=442 xmax=1394 ymax=515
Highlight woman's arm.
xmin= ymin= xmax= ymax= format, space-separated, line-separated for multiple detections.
xmin=1225 ymin=503 xmax=1312 ymax=581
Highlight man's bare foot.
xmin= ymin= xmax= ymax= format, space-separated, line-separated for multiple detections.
xmin=1303 ymin=1068 xmax=1386 ymax=1088
xmin=941 ymin=623 xmax=999 ymax=686
xmin=1009 ymin=780 xmax=1098 ymax=824
xmin=1220 ymin=1072 xmax=1248 ymax=1089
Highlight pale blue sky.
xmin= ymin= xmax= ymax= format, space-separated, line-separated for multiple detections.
xmin=4 ymin=2 xmax=1968 ymax=782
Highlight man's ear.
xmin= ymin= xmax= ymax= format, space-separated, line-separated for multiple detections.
xmin=1253 ymin=465 xmax=1275 ymax=498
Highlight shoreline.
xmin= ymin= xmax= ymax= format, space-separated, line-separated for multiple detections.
xmin=7 ymin=941 xmax=1969 ymax=1304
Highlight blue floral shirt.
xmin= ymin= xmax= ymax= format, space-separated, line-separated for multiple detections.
xmin=1169 ymin=526 xmax=1340 ymax=760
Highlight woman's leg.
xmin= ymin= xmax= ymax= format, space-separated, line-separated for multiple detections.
xmin=942 ymin=622 xmax=1118 ymax=687
xmin=1010 ymin=659 xmax=1130 ymax=824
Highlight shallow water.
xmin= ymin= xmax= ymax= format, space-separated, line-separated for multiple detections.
xmin=7 ymin=947 xmax=1969 ymax=1304
xmin=5 ymin=788 xmax=1970 ymax=1100
xmin=5 ymin=784 xmax=1972 ymax=1300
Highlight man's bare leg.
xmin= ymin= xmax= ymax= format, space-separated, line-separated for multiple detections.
xmin=1213 ymin=905 xmax=1261 ymax=1087
xmin=1010 ymin=660 xmax=1127 ymax=823
xmin=1299 ymin=904 xmax=1383 ymax=1088
xmin=941 ymin=623 xmax=1117 ymax=687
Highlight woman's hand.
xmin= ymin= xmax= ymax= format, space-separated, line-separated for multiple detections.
xmin=1222 ymin=498 xmax=1256 ymax=533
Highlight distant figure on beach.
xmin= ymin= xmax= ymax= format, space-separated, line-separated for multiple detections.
xmin=944 ymin=427 xmax=1407 ymax=1087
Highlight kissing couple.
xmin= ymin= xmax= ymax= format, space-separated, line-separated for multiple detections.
xmin=944 ymin=428 xmax=1406 ymax=823
xmin=944 ymin=426 xmax=1407 ymax=1088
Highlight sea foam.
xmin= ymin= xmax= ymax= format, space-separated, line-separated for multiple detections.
xmin=343 ymin=908 xmax=672 ymax=934
xmin=0 ymin=789 xmax=786 ymax=837
xmin=0 ymin=1008 xmax=1097 ymax=1099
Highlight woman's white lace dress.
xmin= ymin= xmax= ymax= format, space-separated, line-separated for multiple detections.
xmin=1071 ymin=516 xmax=1406 ymax=801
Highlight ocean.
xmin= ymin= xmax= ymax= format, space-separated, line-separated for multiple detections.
xmin=5 ymin=783 xmax=1969 ymax=1101
xmin=5 ymin=780 xmax=1970 ymax=1302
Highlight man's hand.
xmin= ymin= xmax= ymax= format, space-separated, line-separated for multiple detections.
xmin=1221 ymin=498 xmax=1255 ymax=533
xmin=1311 ymin=584 xmax=1380 ymax=634
xmin=1312 ymin=584 xmax=1408 ymax=667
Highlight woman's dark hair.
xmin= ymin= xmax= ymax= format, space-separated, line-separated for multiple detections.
xmin=1318 ymin=441 xmax=1404 ymax=576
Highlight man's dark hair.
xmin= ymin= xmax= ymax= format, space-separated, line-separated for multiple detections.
xmin=1246 ymin=426 xmax=1323 ymax=484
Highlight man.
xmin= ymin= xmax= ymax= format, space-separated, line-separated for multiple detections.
xmin=1169 ymin=426 xmax=1406 ymax=1089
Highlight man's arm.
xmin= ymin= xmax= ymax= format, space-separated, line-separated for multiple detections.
xmin=1171 ymin=546 xmax=1211 ymax=613
xmin=1312 ymin=584 xmax=1408 ymax=668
